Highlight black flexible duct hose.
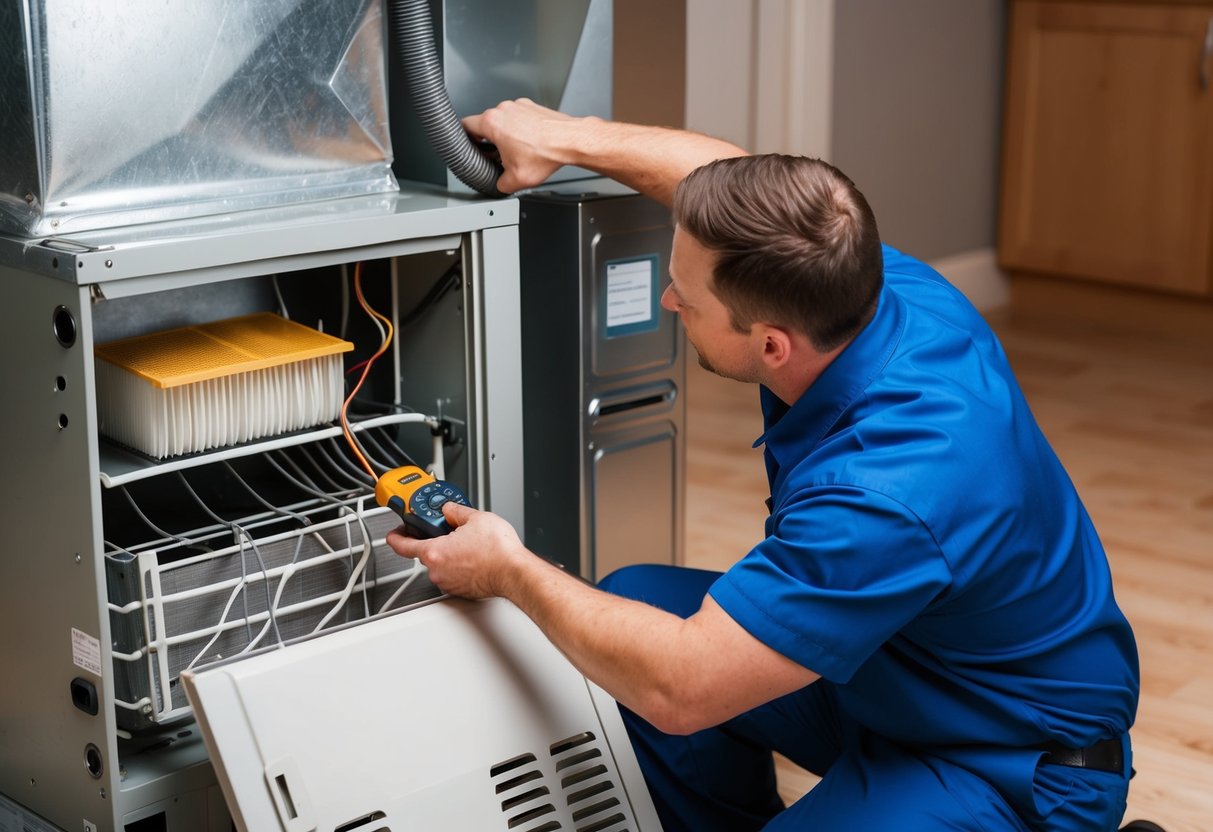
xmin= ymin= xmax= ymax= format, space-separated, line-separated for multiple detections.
xmin=391 ymin=0 xmax=505 ymax=197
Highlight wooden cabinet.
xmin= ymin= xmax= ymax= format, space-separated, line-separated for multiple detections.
xmin=999 ymin=1 xmax=1213 ymax=296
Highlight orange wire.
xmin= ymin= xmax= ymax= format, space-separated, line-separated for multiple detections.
xmin=341 ymin=262 xmax=395 ymax=479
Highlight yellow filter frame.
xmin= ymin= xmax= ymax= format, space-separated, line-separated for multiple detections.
xmin=94 ymin=312 xmax=353 ymax=389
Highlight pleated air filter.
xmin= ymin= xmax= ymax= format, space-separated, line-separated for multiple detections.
xmin=95 ymin=313 xmax=354 ymax=459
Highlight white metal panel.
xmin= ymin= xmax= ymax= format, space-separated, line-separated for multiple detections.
xmin=182 ymin=597 xmax=662 ymax=831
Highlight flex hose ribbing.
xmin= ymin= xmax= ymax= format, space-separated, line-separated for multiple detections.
xmin=391 ymin=0 xmax=504 ymax=197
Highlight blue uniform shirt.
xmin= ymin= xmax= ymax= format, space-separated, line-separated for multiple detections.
xmin=709 ymin=246 xmax=1139 ymax=772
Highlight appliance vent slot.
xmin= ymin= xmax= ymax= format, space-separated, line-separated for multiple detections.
xmin=555 ymin=748 xmax=602 ymax=771
xmin=497 ymin=769 xmax=545 ymax=794
xmin=572 ymin=815 xmax=625 ymax=832
xmin=560 ymin=765 xmax=609 ymax=789
xmin=491 ymin=752 xmax=562 ymax=831
xmin=566 ymin=781 xmax=613 ymax=805
xmin=334 ymin=810 xmax=387 ymax=832
xmin=576 ymin=816 xmax=627 ymax=832
xmin=503 ymin=787 xmax=552 ymax=812
xmin=492 ymin=752 xmax=539 ymax=778
xmin=550 ymin=732 xmax=595 ymax=756
xmin=549 ymin=732 xmax=629 ymax=832
xmin=508 ymin=804 xmax=558 ymax=830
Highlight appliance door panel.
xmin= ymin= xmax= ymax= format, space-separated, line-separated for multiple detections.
xmin=181 ymin=597 xmax=660 ymax=832
xmin=589 ymin=424 xmax=679 ymax=579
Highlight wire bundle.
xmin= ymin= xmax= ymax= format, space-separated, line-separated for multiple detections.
xmin=341 ymin=261 xmax=395 ymax=478
xmin=95 ymin=313 xmax=353 ymax=458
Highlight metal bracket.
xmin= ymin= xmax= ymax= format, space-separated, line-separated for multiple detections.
xmin=38 ymin=237 xmax=114 ymax=255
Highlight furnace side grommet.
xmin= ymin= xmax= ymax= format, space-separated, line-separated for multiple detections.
xmin=84 ymin=743 xmax=103 ymax=779
xmin=53 ymin=305 xmax=77 ymax=348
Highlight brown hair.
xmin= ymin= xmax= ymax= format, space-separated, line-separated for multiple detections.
xmin=672 ymin=154 xmax=883 ymax=352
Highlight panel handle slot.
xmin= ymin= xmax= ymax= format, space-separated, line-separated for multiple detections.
xmin=588 ymin=381 xmax=676 ymax=421
xmin=265 ymin=757 xmax=317 ymax=831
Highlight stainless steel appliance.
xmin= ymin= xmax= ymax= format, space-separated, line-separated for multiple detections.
xmin=0 ymin=191 xmax=532 ymax=832
xmin=0 ymin=0 xmax=399 ymax=237
xmin=519 ymin=181 xmax=685 ymax=580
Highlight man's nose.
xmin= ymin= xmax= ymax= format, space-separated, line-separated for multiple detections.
xmin=660 ymin=283 xmax=677 ymax=312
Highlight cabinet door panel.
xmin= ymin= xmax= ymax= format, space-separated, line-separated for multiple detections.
xmin=1000 ymin=2 xmax=1213 ymax=294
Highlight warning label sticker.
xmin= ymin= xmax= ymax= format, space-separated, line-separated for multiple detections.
xmin=0 ymin=793 xmax=61 ymax=832
xmin=71 ymin=627 xmax=103 ymax=677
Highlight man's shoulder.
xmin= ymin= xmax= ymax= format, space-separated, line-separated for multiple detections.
xmin=880 ymin=244 xmax=959 ymax=299
xmin=879 ymin=244 xmax=1000 ymax=355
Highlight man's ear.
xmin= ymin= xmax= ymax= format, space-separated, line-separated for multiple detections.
xmin=757 ymin=324 xmax=794 ymax=369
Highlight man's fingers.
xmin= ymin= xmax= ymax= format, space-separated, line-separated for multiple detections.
xmin=386 ymin=527 xmax=427 ymax=559
xmin=494 ymin=170 xmax=522 ymax=195
xmin=441 ymin=500 xmax=476 ymax=527
xmin=386 ymin=503 xmax=474 ymax=563
xmin=462 ymin=112 xmax=486 ymax=140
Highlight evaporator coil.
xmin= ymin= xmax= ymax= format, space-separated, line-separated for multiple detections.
xmin=95 ymin=313 xmax=354 ymax=458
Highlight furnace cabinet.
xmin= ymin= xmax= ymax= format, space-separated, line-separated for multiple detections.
xmin=0 ymin=193 xmax=528 ymax=829
xmin=518 ymin=181 xmax=686 ymax=582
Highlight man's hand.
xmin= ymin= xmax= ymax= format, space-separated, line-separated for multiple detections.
xmin=385 ymin=502 xmax=530 ymax=600
xmin=462 ymin=98 xmax=581 ymax=195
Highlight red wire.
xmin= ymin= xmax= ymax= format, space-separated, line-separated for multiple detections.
xmin=340 ymin=262 xmax=394 ymax=479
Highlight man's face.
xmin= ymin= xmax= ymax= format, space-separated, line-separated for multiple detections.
xmin=662 ymin=226 xmax=763 ymax=384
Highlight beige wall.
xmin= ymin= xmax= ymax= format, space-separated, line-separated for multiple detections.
xmin=683 ymin=0 xmax=1008 ymax=284
xmin=613 ymin=1 xmax=686 ymax=128
xmin=831 ymin=0 xmax=1007 ymax=262
xmin=684 ymin=0 xmax=835 ymax=155
xmin=685 ymin=0 xmax=754 ymax=148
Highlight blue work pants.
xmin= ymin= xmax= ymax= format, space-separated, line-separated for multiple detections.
xmin=599 ymin=564 xmax=1131 ymax=831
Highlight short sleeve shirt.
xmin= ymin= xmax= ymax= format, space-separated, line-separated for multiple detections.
xmin=709 ymin=246 xmax=1139 ymax=751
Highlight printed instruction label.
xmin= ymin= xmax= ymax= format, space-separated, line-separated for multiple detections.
xmin=0 ymin=797 xmax=19 ymax=832
xmin=605 ymin=256 xmax=658 ymax=335
xmin=71 ymin=627 xmax=103 ymax=677
xmin=0 ymin=793 xmax=61 ymax=832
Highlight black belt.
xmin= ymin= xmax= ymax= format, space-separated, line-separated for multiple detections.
xmin=1038 ymin=737 xmax=1124 ymax=774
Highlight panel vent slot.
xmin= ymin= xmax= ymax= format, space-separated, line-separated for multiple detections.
xmin=550 ymin=732 xmax=629 ymax=832
xmin=334 ymin=810 xmax=388 ymax=832
xmin=491 ymin=752 xmax=562 ymax=831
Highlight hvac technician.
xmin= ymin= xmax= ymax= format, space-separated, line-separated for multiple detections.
xmin=386 ymin=99 xmax=1140 ymax=831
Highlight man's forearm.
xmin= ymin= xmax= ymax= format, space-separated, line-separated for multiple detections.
xmin=501 ymin=553 xmax=706 ymax=733
xmin=463 ymin=100 xmax=748 ymax=205
xmin=552 ymin=118 xmax=749 ymax=207
xmin=386 ymin=503 xmax=819 ymax=734
xmin=499 ymin=551 xmax=819 ymax=735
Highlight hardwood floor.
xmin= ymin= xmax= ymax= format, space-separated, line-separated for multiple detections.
xmin=681 ymin=278 xmax=1213 ymax=831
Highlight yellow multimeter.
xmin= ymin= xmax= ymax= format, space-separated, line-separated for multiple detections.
xmin=374 ymin=465 xmax=470 ymax=538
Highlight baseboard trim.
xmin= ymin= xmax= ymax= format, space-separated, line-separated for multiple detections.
xmin=928 ymin=247 xmax=1009 ymax=312
xmin=1009 ymin=271 xmax=1213 ymax=345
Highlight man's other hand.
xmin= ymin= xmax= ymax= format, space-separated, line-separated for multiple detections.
xmin=462 ymin=98 xmax=583 ymax=195
xmin=385 ymin=502 xmax=528 ymax=600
